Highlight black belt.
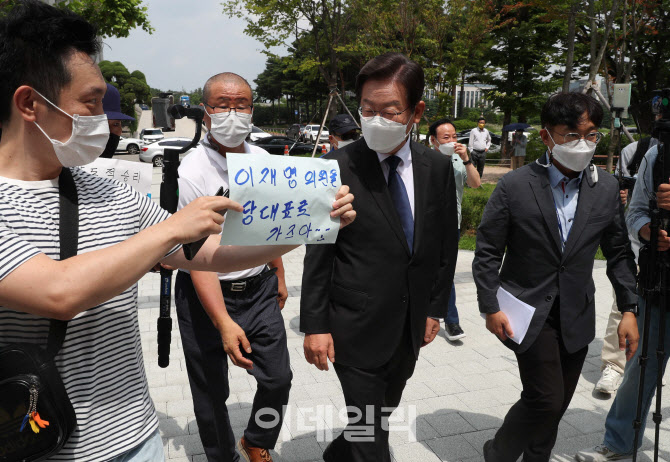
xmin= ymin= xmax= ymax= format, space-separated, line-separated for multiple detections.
xmin=220 ymin=267 xmax=277 ymax=292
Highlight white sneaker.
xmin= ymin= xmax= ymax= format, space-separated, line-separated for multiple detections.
xmin=575 ymin=445 xmax=631 ymax=461
xmin=595 ymin=364 xmax=623 ymax=395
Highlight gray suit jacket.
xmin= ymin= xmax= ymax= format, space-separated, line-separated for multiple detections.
xmin=472 ymin=160 xmax=637 ymax=354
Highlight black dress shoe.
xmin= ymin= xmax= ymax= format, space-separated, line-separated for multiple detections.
xmin=483 ymin=439 xmax=494 ymax=462
xmin=445 ymin=322 xmax=466 ymax=341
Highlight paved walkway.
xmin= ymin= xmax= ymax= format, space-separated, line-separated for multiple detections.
xmin=137 ymin=168 xmax=669 ymax=462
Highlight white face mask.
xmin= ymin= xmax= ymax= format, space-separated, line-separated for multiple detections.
xmin=335 ymin=139 xmax=355 ymax=150
xmin=360 ymin=115 xmax=412 ymax=154
xmin=32 ymin=89 xmax=110 ymax=167
xmin=206 ymin=108 xmax=252 ymax=148
xmin=436 ymin=141 xmax=456 ymax=156
xmin=546 ymin=131 xmax=597 ymax=172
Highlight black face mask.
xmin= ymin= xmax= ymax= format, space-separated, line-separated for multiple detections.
xmin=100 ymin=133 xmax=120 ymax=159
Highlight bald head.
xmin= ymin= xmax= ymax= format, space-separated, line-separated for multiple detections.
xmin=203 ymin=72 xmax=253 ymax=105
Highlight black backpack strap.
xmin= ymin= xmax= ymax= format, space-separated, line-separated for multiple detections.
xmin=628 ymin=137 xmax=652 ymax=176
xmin=46 ymin=168 xmax=79 ymax=356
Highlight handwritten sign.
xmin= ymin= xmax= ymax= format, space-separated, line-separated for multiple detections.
xmin=220 ymin=153 xmax=341 ymax=245
xmin=80 ymin=157 xmax=153 ymax=197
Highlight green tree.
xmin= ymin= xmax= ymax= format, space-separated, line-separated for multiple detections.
xmin=0 ymin=0 xmax=152 ymax=38
xmin=476 ymin=1 xmax=565 ymax=161
xmin=55 ymin=0 xmax=152 ymax=38
xmin=222 ymin=0 xmax=356 ymax=118
xmin=254 ymin=57 xmax=285 ymax=125
xmin=99 ymin=60 xmax=151 ymax=133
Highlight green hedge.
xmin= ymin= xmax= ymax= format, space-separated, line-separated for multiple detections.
xmin=452 ymin=119 xmax=478 ymax=132
xmin=460 ymin=183 xmax=496 ymax=235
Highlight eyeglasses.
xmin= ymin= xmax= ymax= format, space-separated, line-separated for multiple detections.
xmin=204 ymin=103 xmax=254 ymax=114
xmin=340 ymin=131 xmax=360 ymax=141
xmin=551 ymin=130 xmax=603 ymax=144
xmin=358 ymin=106 xmax=411 ymax=122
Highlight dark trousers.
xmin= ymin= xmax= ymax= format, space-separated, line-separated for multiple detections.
xmin=471 ymin=149 xmax=486 ymax=178
xmin=444 ymin=229 xmax=461 ymax=324
xmin=175 ymin=271 xmax=292 ymax=462
xmin=488 ymin=304 xmax=588 ymax=462
xmin=324 ymin=323 xmax=417 ymax=462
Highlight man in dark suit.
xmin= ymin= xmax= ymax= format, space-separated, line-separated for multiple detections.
xmin=473 ymin=92 xmax=640 ymax=462
xmin=300 ymin=53 xmax=459 ymax=462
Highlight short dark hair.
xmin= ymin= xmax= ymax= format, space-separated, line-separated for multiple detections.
xmin=540 ymin=92 xmax=604 ymax=130
xmin=428 ymin=118 xmax=456 ymax=138
xmin=478 ymin=117 xmax=486 ymax=123
xmin=0 ymin=0 xmax=100 ymax=124
xmin=355 ymin=53 xmax=424 ymax=108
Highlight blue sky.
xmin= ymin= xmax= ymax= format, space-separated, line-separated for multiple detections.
xmin=103 ymin=0 xmax=285 ymax=92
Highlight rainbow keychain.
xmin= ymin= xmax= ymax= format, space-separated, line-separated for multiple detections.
xmin=19 ymin=385 xmax=50 ymax=433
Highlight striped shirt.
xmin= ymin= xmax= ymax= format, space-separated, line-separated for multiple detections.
xmin=0 ymin=168 xmax=175 ymax=461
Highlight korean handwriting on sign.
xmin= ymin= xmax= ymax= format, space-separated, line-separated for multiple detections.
xmin=222 ymin=153 xmax=341 ymax=246
xmin=235 ymin=166 xmax=339 ymax=190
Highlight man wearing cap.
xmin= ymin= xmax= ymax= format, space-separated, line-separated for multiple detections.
xmin=100 ymin=82 xmax=135 ymax=158
xmin=327 ymin=113 xmax=360 ymax=153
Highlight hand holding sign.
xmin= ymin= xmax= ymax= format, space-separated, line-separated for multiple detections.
xmin=221 ymin=153 xmax=344 ymax=245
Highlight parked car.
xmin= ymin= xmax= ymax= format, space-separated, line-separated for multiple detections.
xmin=139 ymin=137 xmax=195 ymax=167
xmin=116 ymin=136 xmax=144 ymax=155
xmin=286 ymin=124 xmax=306 ymax=140
xmin=139 ymin=128 xmax=164 ymax=144
xmin=248 ymin=125 xmax=273 ymax=142
xmin=140 ymin=104 xmax=150 ymax=110
xmin=249 ymin=136 xmax=316 ymax=155
xmin=303 ymin=124 xmax=330 ymax=144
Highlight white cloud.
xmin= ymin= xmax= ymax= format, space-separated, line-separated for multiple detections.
xmin=102 ymin=0 xmax=286 ymax=91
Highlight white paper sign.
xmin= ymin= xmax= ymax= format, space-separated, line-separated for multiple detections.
xmin=80 ymin=157 xmax=153 ymax=196
xmin=481 ymin=287 xmax=536 ymax=344
xmin=220 ymin=153 xmax=341 ymax=245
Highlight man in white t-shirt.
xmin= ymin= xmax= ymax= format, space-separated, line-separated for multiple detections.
xmin=175 ymin=73 xmax=290 ymax=462
xmin=0 ymin=4 xmax=356 ymax=461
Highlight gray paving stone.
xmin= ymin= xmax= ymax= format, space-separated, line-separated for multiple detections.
xmin=275 ymin=436 xmax=325 ymax=461
xmin=167 ymin=399 xmax=196 ymax=418
xmin=425 ymin=412 xmax=476 ymax=437
xmin=392 ymin=441 xmax=443 ymax=462
xmin=425 ymin=435 xmax=480 ymax=461
xmin=166 ymin=433 xmax=204 ymax=458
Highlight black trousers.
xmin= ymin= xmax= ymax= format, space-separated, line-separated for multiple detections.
xmin=175 ymin=271 xmax=292 ymax=462
xmin=324 ymin=322 xmax=417 ymax=462
xmin=471 ymin=149 xmax=487 ymax=178
xmin=487 ymin=304 xmax=588 ymax=462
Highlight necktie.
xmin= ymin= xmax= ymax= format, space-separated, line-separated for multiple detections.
xmin=385 ymin=155 xmax=414 ymax=253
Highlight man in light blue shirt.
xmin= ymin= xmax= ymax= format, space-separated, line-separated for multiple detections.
xmin=576 ymin=142 xmax=670 ymax=462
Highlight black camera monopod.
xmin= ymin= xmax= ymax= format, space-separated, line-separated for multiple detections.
xmin=157 ymin=104 xmax=205 ymax=368
xmin=633 ymin=89 xmax=670 ymax=462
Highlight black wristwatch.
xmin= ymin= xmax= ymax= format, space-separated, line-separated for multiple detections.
xmin=463 ymin=159 xmax=472 ymax=166
xmin=620 ymin=304 xmax=638 ymax=316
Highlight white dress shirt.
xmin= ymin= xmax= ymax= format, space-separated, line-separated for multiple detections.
xmin=177 ymin=139 xmax=269 ymax=280
xmin=468 ymin=127 xmax=492 ymax=152
xmin=376 ymin=138 xmax=415 ymax=218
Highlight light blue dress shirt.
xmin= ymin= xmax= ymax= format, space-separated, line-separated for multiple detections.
xmin=627 ymin=145 xmax=660 ymax=238
xmin=546 ymin=154 xmax=584 ymax=251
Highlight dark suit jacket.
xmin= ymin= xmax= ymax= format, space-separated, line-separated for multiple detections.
xmin=300 ymin=139 xmax=459 ymax=369
xmin=472 ymin=159 xmax=638 ymax=354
